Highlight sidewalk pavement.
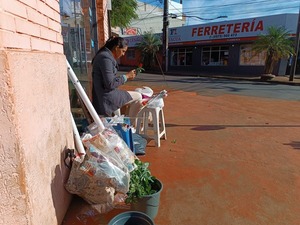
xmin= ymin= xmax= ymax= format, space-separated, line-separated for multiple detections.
xmin=63 ymin=73 xmax=300 ymax=225
xmin=207 ymin=74 xmax=300 ymax=86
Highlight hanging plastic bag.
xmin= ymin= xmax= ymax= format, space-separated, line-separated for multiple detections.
xmin=65 ymin=150 xmax=122 ymax=203
xmin=147 ymin=90 xmax=167 ymax=108
xmin=65 ymin=143 xmax=132 ymax=213
xmin=65 ymin=119 xmax=138 ymax=212
xmin=82 ymin=120 xmax=137 ymax=172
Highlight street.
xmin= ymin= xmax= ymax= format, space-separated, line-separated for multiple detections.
xmin=129 ymin=73 xmax=300 ymax=101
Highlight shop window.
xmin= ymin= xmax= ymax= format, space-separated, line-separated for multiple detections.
xmin=126 ymin=49 xmax=136 ymax=59
xmin=240 ymin=45 xmax=265 ymax=66
xmin=170 ymin=48 xmax=193 ymax=66
xmin=201 ymin=46 xmax=229 ymax=66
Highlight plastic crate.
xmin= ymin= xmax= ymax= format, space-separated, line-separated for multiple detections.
xmin=113 ymin=123 xmax=135 ymax=154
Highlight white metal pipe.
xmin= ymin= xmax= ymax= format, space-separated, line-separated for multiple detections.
xmin=71 ymin=113 xmax=86 ymax=157
xmin=67 ymin=60 xmax=105 ymax=131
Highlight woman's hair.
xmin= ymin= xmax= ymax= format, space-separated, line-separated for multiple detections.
xmin=102 ymin=36 xmax=127 ymax=51
xmin=92 ymin=36 xmax=127 ymax=64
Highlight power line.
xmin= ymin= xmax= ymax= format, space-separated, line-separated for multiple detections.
xmin=135 ymin=3 xmax=160 ymax=33
xmin=140 ymin=0 xmax=299 ymax=16
xmin=137 ymin=0 xmax=163 ymax=7
xmin=169 ymin=0 xmax=184 ymax=15
xmin=128 ymin=0 xmax=299 ymax=34
xmin=131 ymin=5 xmax=160 ymax=26
xmin=131 ymin=4 xmax=298 ymax=24
xmin=184 ymin=0 xmax=299 ymax=13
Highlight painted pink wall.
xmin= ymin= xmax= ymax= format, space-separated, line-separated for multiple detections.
xmin=0 ymin=0 xmax=74 ymax=224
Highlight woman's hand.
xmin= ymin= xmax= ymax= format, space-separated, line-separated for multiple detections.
xmin=126 ymin=70 xmax=137 ymax=80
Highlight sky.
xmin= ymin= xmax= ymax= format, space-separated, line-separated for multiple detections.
xmin=139 ymin=0 xmax=300 ymax=25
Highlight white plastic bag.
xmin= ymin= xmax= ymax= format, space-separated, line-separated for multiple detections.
xmin=135 ymin=86 xmax=154 ymax=98
xmin=82 ymin=124 xmax=137 ymax=172
xmin=146 ymin=90 xmax=167 ymax=108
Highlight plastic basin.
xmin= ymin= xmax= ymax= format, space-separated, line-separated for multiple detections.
xmin=108 ymin=211 xmax=155 ymax=225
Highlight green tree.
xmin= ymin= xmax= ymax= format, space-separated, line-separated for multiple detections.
xmin=253 ymin=26 xmax=294 ymax=75
xmin=136 ymin=31 xmax=162 ymax=69
xmin=110 ymin=0 xmax=138 ymax=28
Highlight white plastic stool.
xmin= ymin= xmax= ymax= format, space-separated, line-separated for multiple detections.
xmin=136 ymin=106 xmax=167 ymax=147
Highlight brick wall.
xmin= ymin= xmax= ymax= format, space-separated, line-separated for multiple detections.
xmin=82 ymin=0 xmax=110 ymax=98
xmin=0 ymin=0 xmax=63 ymax=53
xmin=95 ymin=0 xmax=110 ymax=48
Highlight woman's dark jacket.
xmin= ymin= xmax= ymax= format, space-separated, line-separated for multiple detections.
xmin=92 ymin=47 xmax=132 ymax=116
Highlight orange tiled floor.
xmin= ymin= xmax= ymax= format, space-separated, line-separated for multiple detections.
xmin=62 ymin=82 xmax=300 ymax=225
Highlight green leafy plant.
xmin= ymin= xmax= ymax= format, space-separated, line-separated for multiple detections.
xmin=110 ymin=0 xmax=138 ymax=28
xmin=252 ymin=26 xmax=294 ymax=75
xmin=136 ymin=31 xmax=162 ymax=69
xmin=125 ymin=159 xmax=156 ymax=204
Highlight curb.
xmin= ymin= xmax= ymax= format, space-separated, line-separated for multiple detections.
xmin=163 ymin=72 xmax=300 ymax=86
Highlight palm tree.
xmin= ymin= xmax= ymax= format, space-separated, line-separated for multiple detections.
xmin=253 ymin=26 xmax=295 ymax=75
xmin=136 ymin=31 xmax=162 ymax=69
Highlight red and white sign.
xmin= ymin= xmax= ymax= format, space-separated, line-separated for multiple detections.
xmin=168 ymin=14 xmax=297 ymax=46
xmin=124 ymin=28 xmax=138 ymax=35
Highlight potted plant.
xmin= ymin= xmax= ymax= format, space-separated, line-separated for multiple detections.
xmin=125 ymin=159 xmax=163 ymax=220
xmin=252 ymin=26 xmax=295 ymax=80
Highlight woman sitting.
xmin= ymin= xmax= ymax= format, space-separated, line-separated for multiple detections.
xmin=92 ymin=36 xmax=142 ymax=125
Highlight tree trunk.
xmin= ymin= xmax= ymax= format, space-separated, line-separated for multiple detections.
xmin=264 ymin=56 xmax=274 ymax=74
xmin=263 ymin=50 xmax=278 ymax=75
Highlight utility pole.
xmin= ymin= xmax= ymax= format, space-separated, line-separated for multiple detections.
xmin=289 ymin=7 xmax=300 ymax=81
xmin=162 ymin=0 xmax=169 ymax=72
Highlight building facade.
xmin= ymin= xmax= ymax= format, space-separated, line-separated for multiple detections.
xmin=115 ymin=0 xmax=184 ymax=36
xmin=121 ymin=13 xmax=299 ymax=76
